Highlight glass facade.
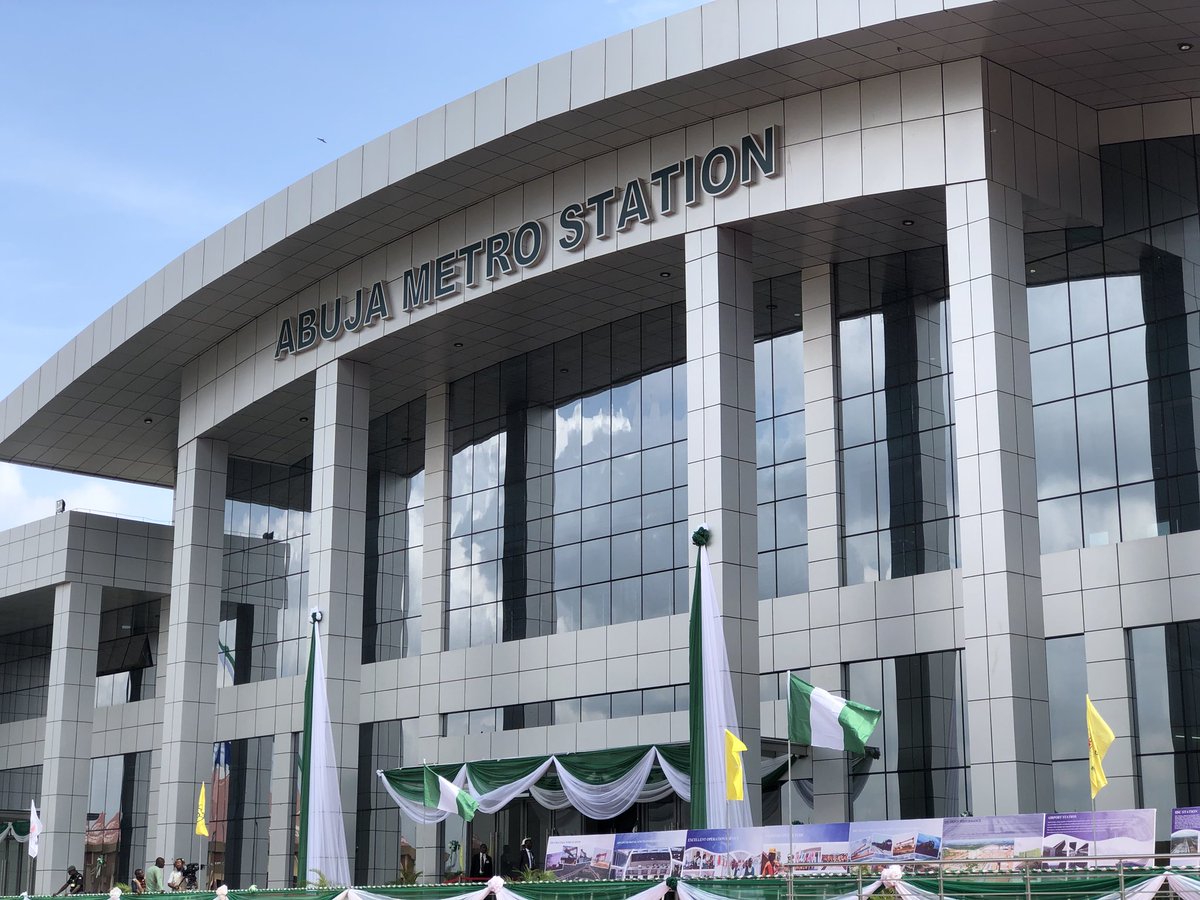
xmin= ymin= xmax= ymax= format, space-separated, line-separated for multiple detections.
xmin=835 ymin=248 xmax=957 ymax=585
xmin=754 ymin=273 xmax=808 ymax=600
xmin=85 ymin=752 xmax=152 ymax=892
xmin=355 ymin=719 xmax=419 ymax=885
xmin=440 ymin=685 xmax=688 ymax=735
xmin=207 ymin=737 xmax=275 ymax=889
xmin=95 ymin=599 xmax=160 ymax=708
xmin=1131 ymin=619 xmax=1200 ymax=834
xmin=1029 ymin=234 xmax=1200 ymax=553
xmin=219 ymin=457 xmax=313 ymax=686
xmin=0 ymin=766 xmax=40 ymax=896
xmin=365 ymin=398 xmax=426 ymax=663
xmin=1044 ymin=635 xmax=1090 ymax=811
xmin=1030 ymin=134 xmax=1200 ymax=554
xmin=847 ymin=650 xmax=968 ymax=820
xmin=446 ymin=307 xmax=688 ymax=649
xmin=0 ymin=624 xmax=50 ymax=724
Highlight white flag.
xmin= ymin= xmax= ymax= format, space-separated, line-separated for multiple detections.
xmin=28 ymin=801 xmax=41 ymax=859
xmin=298 ymin=618 xmax=351 ymax=886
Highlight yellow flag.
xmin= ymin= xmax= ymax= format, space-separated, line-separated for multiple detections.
xmin=725 ymin=729 xmax=747 ymax=801
xmin=1086 ymin=695 xmax=1115 ymax=799
xmin=195 ymin=782 xmax=209 ymax=837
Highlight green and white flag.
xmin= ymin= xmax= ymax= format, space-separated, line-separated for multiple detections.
xmin=788 ymin=673 xmax=881 ymax=755
xmin=423 ymin=766 xmax=478 ymax=821
xmin=297 ymin=614 xmax=351 ymax=886
xmin=688 ymin=526 xmax=752 ymax=830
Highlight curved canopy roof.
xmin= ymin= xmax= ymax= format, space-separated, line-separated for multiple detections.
xmin=2 ymin=0 xmax=1198 ymax=486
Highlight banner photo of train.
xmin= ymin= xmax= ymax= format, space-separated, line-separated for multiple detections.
xmin=544 ymin=809 xmax=1158 ymax=879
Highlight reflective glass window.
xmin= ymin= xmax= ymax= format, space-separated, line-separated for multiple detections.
xmin=847 ymin=651 xmax=968 ymax=820
xmin=1131 ymin=620 xmax=1200 ymax=834
xmin=1029 ymin=220 xmax=1200 ymax=553
xmin=836 ymin=248 xmax=957 ymax=585
xmin=448 ymin=307 xmax=687 ymax=646
xmin=754 ymin=273 xmax=809 ymax=600
xmin=219 ymin=457 xmax=312 ymax=686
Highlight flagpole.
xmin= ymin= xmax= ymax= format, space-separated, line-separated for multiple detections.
xmin=786 ymin=670 xmax=794 ymax=900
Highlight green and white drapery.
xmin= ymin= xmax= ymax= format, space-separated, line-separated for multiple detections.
xmin=0 ymin=820 xmax=30 ymax=842
xmin=378 ymin=745 xmax=691 ymax=824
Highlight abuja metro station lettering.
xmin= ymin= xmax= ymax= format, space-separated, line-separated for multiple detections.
xmin=559 ymin=126 xmax=780 ymax=251
xmin=274 ymin=281 xmax=390 ymax=359
xmin=276 ymin=126 xmax=781 ymax=357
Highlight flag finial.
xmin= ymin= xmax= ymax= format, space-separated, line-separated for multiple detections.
xmin=692 ymin=524 xmax=711 ymax=546
xmin=310 ymin=608 xmax=323 ymax=624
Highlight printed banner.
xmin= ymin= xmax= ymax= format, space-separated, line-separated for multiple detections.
xmin=1172 ymin=808 xmax=1200 ymax=867
xmin=1043 ymin=810 xmax=1155 ymax=868
xmin=544 ymin=834 xmax=615 ymax=881
xmin=941 ymin=814 xmax=1045 ymax=872
xmin=547 ymin=809 xmax=1156 ymax=879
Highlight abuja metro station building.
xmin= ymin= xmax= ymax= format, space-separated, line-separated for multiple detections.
xmin=3 ymin=0 xmax=1200 ymax=890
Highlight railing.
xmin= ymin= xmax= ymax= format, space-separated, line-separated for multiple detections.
xmin=811 ymin=852 xmax=1194 ymax=900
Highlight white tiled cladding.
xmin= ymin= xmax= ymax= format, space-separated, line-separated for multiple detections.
xmin=179 ymin=59 xmax=1004 ymax=446
xmin=0 ymin=512 xmax=171 ymax=599
xmin=1040 ymin=531 xmax=1200 ymax=812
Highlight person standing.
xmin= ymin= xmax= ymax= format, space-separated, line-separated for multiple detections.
xmin=166 ymin=858 xmax=186 ymax=891
xmin=145 ymin=859 xmax=165 ymax=893
xmin=519 ymin=838 xmax=537 ymax=872
xmin=471 ymin=843 xmax=493 ymax=878
xmin=52 ymin=866 xmax=84 ymax=896
xmin=131 ymin=869 xmax=148 ymax=893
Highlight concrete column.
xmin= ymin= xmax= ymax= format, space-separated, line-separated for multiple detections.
xmin=801 ymin=264 xmax=842 ymax=593
xmin=684 ymin=225 xmax=761 ymax=821
xmin=420 ymin=383 xmax=451 ymax=656
xmin=947 ymin=179 xmax=1053 ymax=814
xmin=156 ymin=437 xmax=227 ymax=867
xmin=308 ymin=358 xmax=371 ymax=875
xmin=798 ymin=265 xmax=852 ymax=823
xmin=37 ymin=580 xmax=102 ymax=894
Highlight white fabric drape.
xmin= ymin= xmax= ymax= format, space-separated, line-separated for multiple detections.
xmin=340 ymin=877 xmax=671 ymax=900
xmin=654 ymin=748 xmax=690 ymax=801
xmin=379 ymin=747 xmax=682 ymax=822
xmin=304 ymin=621 xmax=351 ymax=885
xmin=892 ymin=874 xmax=1168 ymax=900
xmin=468 ymin=759 xmax=556 ymax=814
xmin=555 ymin=749 xmax=657 ymax=819
xmin=528 ymin=776 xmax=676 ymax=810
xmin=1170 ymin=872 xmax=1200 ymax=900
xmin=0 ymin=823 xmax=30 ymax=842
xmin=1092 ymin=874 xmax=1165 ymax=900
xmin=678 ymin=879 xmax=882 ymax=900
xmin=695 ymin=545 xmax=752 ymax=827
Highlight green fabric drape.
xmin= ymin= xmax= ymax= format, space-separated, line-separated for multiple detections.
xmin=384 ymin=763 xmax=462 ymax=804
xmin=554 ymin=746 xmax=657 ymax=784
xmin=382 ymin=744 xmax=689 ymax=802
xmin=467 ymin=756 xmax=555 ymax=795
xmin=908 ymin=874 xmax=1154 ymax=899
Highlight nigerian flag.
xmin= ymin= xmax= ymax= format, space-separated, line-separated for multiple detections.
xmin=423 ymin=766 xmax=479 ymax=821
xmin=297 ymin=613 xmax=351 ymax=886
xmin=688 ymin=526 xmax=752 ymax=829
xmin=788 ymin=673 xmax=881 ymax=754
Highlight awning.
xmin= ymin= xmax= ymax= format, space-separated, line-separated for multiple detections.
xmin=379 ymin=745 xmax=691 ymax=824
xmin=379 ymin=745 xmax=799 ymax=824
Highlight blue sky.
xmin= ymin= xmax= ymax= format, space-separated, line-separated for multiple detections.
xmin=0 ymin=0 xmax=704 ymax=531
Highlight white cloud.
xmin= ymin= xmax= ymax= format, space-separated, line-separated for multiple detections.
xmin=0 ymin=463 xmax=173 ymax=534
xmin=0 ymin=131 xmax=242 ymax=233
